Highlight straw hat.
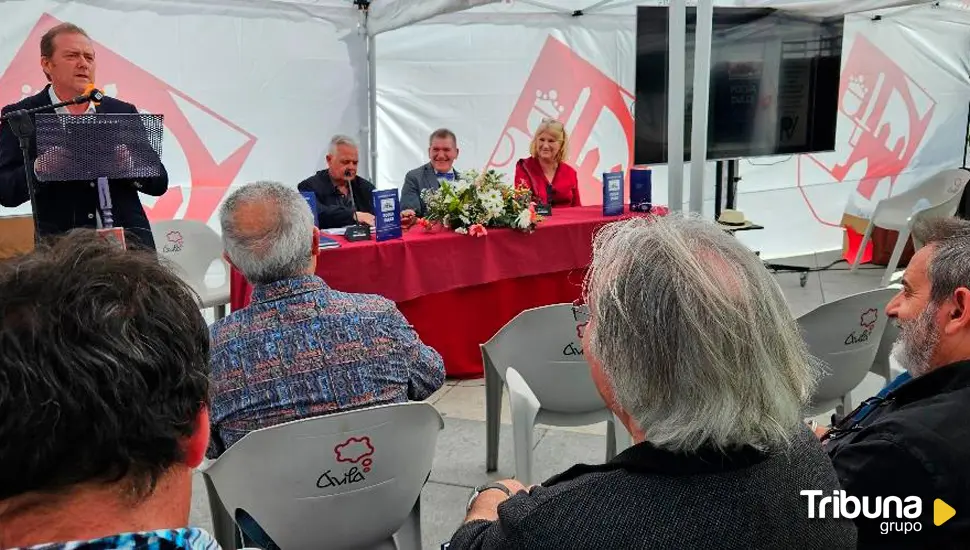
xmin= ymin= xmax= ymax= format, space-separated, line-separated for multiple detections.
xmin=717 ymin=209 xmax=755 ymax=229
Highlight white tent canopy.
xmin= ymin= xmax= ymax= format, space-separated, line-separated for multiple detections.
xmin=0 ymin=0 xmax=965 ymax=257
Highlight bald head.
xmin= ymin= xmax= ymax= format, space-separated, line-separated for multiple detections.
xmin=219 ymin=182 xmax=315 ymax=285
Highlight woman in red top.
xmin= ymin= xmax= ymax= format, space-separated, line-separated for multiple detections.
xmin=514 ymin=118 xmax=582 ymax=207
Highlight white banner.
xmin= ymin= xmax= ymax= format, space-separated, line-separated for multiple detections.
xmin=376 ymin=2 xmax=970 ymax=258
xmin=0 ymin=0 xmax=366 ymax=225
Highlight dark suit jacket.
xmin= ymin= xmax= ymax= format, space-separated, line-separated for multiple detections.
xmin=0 ymin=85 xmax=168 ymax=251
xmin=401 ymin=162 xmax=459 ymax=218
xmin=297 ymin=169 xmax=375 ymax=229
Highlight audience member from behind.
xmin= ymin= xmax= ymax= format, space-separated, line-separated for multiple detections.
xmin=0 ymin=232 xmax=215 ymax=549
xmin=823 ymin=217 xmax=970 ymax=548
xmin=449 ymin=215 xmax=856 ymax=550
xmin=210 ymin=181 xmax=445 ymax=457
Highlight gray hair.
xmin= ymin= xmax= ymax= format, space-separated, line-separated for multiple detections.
xmin=912 ymin=217 xmax=970 ymax=304
xmin=329 ymin=134 xmax=358 ymax=155
xmin=583 ymin=215 xmax=817 ymax=454
xmin=219 ymin=181 xmax=314 ymax=285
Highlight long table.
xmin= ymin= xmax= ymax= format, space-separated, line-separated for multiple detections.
xmin=229 ymin=206 xmax=631 ymax=378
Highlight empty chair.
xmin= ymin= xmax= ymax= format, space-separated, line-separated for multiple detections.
xmin=851 ymin=168 xmax=970 ymax=286
xmin=799 ymin=288 xmax=897 ymax=417
xmin=151 ymin=219 xmax=230 ymax=319
xmin=482 ymin=304 xmax=631 ymax=485
xmin=201 ymin=402 xmax=443 ymax=550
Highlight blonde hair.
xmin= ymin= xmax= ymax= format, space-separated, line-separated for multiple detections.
xmin=529 ymin=119 xmax=569 ymax=163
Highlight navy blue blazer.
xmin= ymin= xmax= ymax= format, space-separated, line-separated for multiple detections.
xmin=0 ymin=85 xmax=168 ymax=251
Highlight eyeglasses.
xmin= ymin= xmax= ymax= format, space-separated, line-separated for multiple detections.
xmin=541 ymin=117 xmax=564 ymax=127
xmin=820 ymin=395 xmax=894 ymax=443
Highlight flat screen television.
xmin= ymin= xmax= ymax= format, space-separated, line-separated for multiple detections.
xmin=634 ymin=7 xmax=844 ymax=164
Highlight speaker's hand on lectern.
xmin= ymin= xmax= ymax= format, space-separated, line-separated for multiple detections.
xmin=114 ymin=144 xmax=135 ymax=171
xmin=33 ymin=146 xmax=71 ymax=179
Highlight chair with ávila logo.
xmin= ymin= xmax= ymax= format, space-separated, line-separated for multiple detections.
xmin=151 ymin=219 xmax=231 ymax=320
xmin=200 ymin=402 xmax=443 ymax=550
xmin=799 ymin=288 xmax=898 ymax=418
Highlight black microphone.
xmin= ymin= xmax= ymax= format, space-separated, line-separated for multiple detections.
xmin=342 ymin=168 xmax=371 ymax=241
xmin=70 ymin=85 xmax=104 ymax=106
xmin=343 ymin=168 xmax=359 ymax=225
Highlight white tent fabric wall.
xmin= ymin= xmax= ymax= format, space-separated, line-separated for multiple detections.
xmin=375 ymin=0 xmax=970 ymax=258
xmin=0 ymin=0 xmax=368 ymax=225
xmin=0 ymin=0 xmax=966 ymax=259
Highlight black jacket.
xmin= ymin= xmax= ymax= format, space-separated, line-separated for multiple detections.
xmin=297 ymin=169 xmax=375 ymax=229
xmin=0 ymin=85 xmax=168 ymax=251
xmin=450 ymin=427 xmax=856 ymax=549
xmin=825 ymin=360 xmax=970 ymax=548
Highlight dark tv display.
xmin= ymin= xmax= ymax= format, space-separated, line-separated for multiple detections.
xmin=634 ymin=7 xmax=844 ymax=164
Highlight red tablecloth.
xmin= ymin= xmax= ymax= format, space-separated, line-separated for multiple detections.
xmin=230 ymin=206 xmax=629 ymax=377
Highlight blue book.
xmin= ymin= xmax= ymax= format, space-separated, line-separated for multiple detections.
xmin=373 ymin=188 xmax=403 ymax=241
xmin=301 ymin=191 xmax=319 ymax=228
xmin=602 ymin=171 xmax=624 ymax=216
xmin=630 ymin=167 xmax=653 ymax=213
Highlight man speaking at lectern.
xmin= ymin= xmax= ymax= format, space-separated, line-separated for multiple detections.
xmin=0 ymin=23 xmax=168 ymax=250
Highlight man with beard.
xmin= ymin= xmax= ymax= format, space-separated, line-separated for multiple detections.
xmin=822 ymin=217 xmax=970 ymax=548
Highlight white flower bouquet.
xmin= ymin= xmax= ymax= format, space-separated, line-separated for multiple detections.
xmin=418 ymin=169 xmax=542 ymax=236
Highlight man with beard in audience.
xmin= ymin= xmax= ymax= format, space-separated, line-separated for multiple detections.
xmin=823 ymin=217 xmax=970 ymax=548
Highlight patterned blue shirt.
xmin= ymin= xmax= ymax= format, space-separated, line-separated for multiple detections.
xmin=18 ymin=528 xmax=219 ymax=549
xmin=207 ymin=275 xmax=445 ymax=457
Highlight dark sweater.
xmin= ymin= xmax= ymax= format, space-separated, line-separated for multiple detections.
xmin=450 ymin=426 xmax=856 ymax=549
xmin=825 ymin=360 xmax=970 ymax=548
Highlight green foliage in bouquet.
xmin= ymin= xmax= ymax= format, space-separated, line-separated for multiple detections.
xmin=418 ymin=169 xmax=541 ymax=235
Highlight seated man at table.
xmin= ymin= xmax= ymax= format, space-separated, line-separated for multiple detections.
xmin=298 ymin=134 xmax=376 ymax=229
xmin=401 ymin=128 xmax=460 ymax=222
xmin=209 ymin=180 xmax=445 ymax=459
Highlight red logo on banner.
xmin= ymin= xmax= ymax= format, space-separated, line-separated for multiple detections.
xmin=485 ymin=37 xmax=635 ymax=205
xmin=799 ymin=35 xmax=935 ymax=225
xmin=0 ymin=14 xmax=256 ymax=223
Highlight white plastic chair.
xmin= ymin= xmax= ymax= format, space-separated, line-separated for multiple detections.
xmin=799 ymin=288 xmax=897 ymax=417
xmin=201 ymin=402 xmax=443 ymax=550
xmin=870 ymin=283 xmax=902 ymax=384
xmin=851 ymin=168 xmax=970 ymax=286
xmin=151 ymin=219 xmax=230 ymax=319
xmin=482 ymin=304 xmax=631 ymax=485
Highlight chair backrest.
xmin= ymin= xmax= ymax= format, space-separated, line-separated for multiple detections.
xmin=798 ymin=288 xmax=897 ymax=408
xmin=202 ymin=402 xmax=443 ymax=550
xmin=910 ymin=191 xmax=966 ymax=248
xmin=482 ymin=304 xmax=606 ymax=414
xmin=150 ymin=219 xmax=225 ymax=289
xmin=885 ymin=168 xmax=970 ymax=213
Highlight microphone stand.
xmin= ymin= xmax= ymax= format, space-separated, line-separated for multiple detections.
xmin=0 ymin=91 xmax=100 ymax=244
xmin=342 ymin=168 xmax=371 ymax=242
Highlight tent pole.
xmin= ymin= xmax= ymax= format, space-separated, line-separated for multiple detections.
xmin=667 ymin=0 xmax=686 ymax=213
xmin=367 ymin=31 xmax=378 ymax=185
xmin=689 ymin=0 xmax=713 ymax=214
